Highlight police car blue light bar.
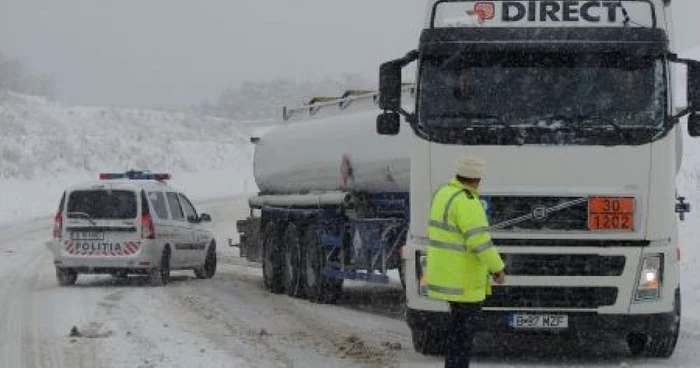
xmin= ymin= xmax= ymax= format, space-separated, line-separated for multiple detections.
xmin=99 ymin=171 xmax=171 ymax=181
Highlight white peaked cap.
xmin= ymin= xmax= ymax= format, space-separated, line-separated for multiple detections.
xmin=456 ymin=156 xmax=486 ymax=179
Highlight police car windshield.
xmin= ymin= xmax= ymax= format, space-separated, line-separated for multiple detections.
xmin=67 ymin=190 xmax=138 ymax=220
xmin=418 ymin=51 xmax=665 ymax=130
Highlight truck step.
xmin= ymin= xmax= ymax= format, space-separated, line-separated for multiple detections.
xmin=321 ymin=235 xmax=343 ymax=247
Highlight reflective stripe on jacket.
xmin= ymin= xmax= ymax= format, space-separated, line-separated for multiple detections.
xmin=424 ymin=178 xmax=505 ymax=303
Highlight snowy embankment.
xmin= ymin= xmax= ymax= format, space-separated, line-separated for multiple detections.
xmin=0 ymin=90 xmax=259 ymax=225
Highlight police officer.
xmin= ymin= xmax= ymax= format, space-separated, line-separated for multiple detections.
xmin=424 ymin=156 xmax=506 ymax=368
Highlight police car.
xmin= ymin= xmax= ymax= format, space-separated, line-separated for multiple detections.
xmin=47 ymin=170 xmax=217 ymax=286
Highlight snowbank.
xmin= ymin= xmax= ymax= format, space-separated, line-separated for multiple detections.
xmin=0 ymin=90 xmax=255 ymax=179
xmin=0 ymin=90 xmax=257 ymax=224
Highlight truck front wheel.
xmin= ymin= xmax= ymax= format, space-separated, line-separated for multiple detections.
xmin=411 ymin=324 xmax=447 ymax=355
xmin=647 ymin=290 xmax=681 ymax=358
xmin=627 ymin=289 xmax=681 ymax=358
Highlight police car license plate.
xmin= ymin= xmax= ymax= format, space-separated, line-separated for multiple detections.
xmin=71 ymin=231 xmax=104 ymax=241
xmin=508 ymin=314 xmax=568 ymax=329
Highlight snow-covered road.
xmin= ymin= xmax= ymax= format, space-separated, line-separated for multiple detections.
xmin=0 ymin=196 xmax=409 ymax=368
xmin=1 ymin=196 xmax=699 ymax=368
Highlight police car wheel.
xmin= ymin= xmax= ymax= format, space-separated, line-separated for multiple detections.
xmin=56 ymin=267 xmax=78 ymax=286
xmin=149 ymin=247 xmax=171 ymax=286
xmin=195 ymin=242 xmax=217 ymax=279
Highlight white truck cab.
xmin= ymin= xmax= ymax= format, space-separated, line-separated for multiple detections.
xmin=47 ymin=170 xmax=217 ymax=286
xmin=376 ymin=0 xmax=700 ymax=358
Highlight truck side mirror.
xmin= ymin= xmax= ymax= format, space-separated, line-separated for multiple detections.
xmin=377 ymin=112 xmax=400 ymax=135
xmin=688 ymin=61 xmax=700 ymax=111
xmin=688 ymin=113 xmax=700 ymax=137
xmin=378 ymin=61 xmax=403 ymax=111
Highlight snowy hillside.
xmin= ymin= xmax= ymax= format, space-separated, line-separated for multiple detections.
xmin=0 ymin=90 xmax=255 ymax=179
xmin=0 ymin=90 xmax=257 ymax=224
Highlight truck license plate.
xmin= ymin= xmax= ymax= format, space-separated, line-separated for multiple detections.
xmin=509 ymin=314 xmax=568 ymax=329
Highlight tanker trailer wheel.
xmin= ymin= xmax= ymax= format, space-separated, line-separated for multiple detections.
xmin=303 ymin=224 xmax=343 ymax=304
xmin=283 ymin=222 xmax=304 ymax=298
xmin=262 ymin=221 xmax=285 ymax=294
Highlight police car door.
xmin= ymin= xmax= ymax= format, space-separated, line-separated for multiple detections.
xmin=178 ymin=193 xmax=207 ymax=265
xmin=165 ymin=191 xmax=192 ymax=267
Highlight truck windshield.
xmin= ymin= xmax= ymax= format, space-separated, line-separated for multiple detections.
xmin=417 ymin=51 xmax=666 ymax=145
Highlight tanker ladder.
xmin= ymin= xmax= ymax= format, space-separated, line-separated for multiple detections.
xmin=281 ymin=84 xmax=416 ymax=123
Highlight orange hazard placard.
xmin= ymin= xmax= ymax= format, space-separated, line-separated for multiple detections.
xmin=588 ymin=197 xmax=635 ymax=231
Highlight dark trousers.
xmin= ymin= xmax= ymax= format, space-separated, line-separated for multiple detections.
xmin=445 ymin=301 xmax=483 ymax=368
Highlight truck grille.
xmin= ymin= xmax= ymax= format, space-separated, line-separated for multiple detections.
xmin=484 ymin=287 xmax=618 ymax=309
xmin=502 ymin=254 xmax=626 ymax=277
xmin=485 ymin=196 xmax=588 ymax=231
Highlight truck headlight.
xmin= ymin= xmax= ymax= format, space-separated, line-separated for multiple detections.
xmin=635 ymin=254 xmax=663 ymax=301
xmin=416 ymin=250 xmax=428 ymax=296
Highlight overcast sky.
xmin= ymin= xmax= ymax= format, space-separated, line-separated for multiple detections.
xmin=0 ymin=0 xmax=697 ymax=109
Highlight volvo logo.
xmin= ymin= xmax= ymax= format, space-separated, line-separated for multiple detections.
xmin=490 ymin=197 xmax=587 ymax=230
xmin=532 ymin=205 xmax=548 ymax=221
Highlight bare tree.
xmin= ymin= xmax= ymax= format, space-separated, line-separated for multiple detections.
xmin=201 ymin=73 xmax=372 ymax=121
xmin=0 ymin=51 xmax=55 ymax=97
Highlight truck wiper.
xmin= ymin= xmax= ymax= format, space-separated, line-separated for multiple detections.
xmin=440 ymin=48 xmax=471 ymax=69
xmin=435 ymin=113 xmax=519 ymax=131
xmin=67 ymin=211 xmax=97 ymax=225
xmin=432 ymin=112 xmax=502 ymax=120
xmin=430 ymin=113 xmax=526 ymax=145
xmin=576 ymin=115 xmax=623 ymax=130
xmin=574 ymin=115 xmax=629 ymax=141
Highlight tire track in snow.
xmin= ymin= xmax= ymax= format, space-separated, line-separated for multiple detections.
xmin=159 ymin=262 xmax=405 ymax=368
xmin=68 ymin=275 xmax=253 ymax=368
xmin=0 ymin=230 xmax=50 ymax=368
xmin=0 ymin=224 xmax=103 ymax=368
xmin=2 ymin=242 xmax=49 ymax=367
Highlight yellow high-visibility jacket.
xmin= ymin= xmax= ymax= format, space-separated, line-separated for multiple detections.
xmin=425 ymin=178 xmax=505 ymax=303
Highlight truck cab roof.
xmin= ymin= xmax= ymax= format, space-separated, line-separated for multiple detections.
xmin=419 ymin=0 xmax=672 ymax=57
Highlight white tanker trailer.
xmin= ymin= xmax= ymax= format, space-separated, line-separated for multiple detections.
xmin=253 ymin=109 xmax=411 ymax=195
xmin=233 ymin=86 xmax=416 ymax=303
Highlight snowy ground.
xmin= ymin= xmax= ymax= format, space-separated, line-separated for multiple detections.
xmin=1 ymin=193 xmax=700 ymax=368
xmin=0 ymin=196 xmax=410 ymax=368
